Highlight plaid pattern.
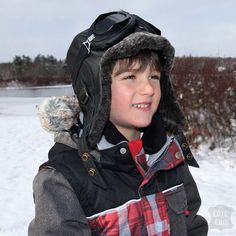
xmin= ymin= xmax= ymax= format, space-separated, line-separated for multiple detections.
xmin=128 ymin=138 xmax=185 ymax=187
xmin=86 ymin=138 xmax=184 ymax=235
xmin=87 ymin=192 xmax=170 ymax=236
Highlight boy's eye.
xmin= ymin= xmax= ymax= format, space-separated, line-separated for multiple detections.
xmin=150 ymin=75 xmax=160 ymax=80
xmin=123 ymin=75 xmax=135 ymax=80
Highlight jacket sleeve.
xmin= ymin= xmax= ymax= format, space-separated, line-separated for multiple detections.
xmin=28 ymin=168 xmax=91 ymax=236
xmin=183 ymin=162 xmax=208 ymax=236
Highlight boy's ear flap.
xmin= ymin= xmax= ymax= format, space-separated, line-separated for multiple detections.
xmin=159 ymin=72 xmax=185 ymax=134
xmin=142 ymin=112 xmax=167 ymax=154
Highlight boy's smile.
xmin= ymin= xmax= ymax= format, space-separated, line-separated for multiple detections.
xmin=109 ymin=62 xmax=161 ymax=141
xmin=132 ymin=102 xmax=152 ymax=111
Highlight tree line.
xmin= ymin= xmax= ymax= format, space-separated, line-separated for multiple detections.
xmin=0 ymin=54 xmax=70 ymax=87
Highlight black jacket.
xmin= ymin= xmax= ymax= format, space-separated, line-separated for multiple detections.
xmin=34 ymin=122 xmax=208 ymax=235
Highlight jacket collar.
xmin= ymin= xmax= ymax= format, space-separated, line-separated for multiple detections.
xmin=103 ymin=114 xmax=167 ymax=155
xmin=97 ymin=129 xmax=184 ymax=185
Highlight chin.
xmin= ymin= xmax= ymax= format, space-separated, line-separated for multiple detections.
xmin=133 ymin=120 xmax=152 ymax=129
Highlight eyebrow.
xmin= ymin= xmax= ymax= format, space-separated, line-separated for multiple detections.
xmin=113 ymin=67 xmax=139 ymax=77
xmin=113 ymin=66 xmax=160 ymax=77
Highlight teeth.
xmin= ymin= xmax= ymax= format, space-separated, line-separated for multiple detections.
xmin=132 ymin=104 xmax=149 ymax=108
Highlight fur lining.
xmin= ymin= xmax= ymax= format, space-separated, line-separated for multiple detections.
xmin=100 ymin=32 xmax=175 ymax=74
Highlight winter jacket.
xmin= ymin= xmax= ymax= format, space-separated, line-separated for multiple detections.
xmin=28 ymin=121 xmax=208 ymax=236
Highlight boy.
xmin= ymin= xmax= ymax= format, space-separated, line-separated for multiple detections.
xmin=29 ymin=11 xmax=208 ymax=235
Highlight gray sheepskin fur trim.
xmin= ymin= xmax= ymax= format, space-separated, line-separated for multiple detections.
xmin=100 ymin=32 xmax=175 ymax=75
xmin=38 ymin=96 xmax=80 ymax=132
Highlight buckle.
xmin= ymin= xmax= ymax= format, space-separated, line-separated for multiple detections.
xmin=82 ymin=34 xmax=95 ymax=54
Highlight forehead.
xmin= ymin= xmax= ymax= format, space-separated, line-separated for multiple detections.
xmin=112 ymin=58 xmax=159 ymax=76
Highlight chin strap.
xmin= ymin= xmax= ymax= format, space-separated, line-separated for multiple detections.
xmin=76 ymin=133 xmax=108 ymax=190
xmin=175 ymin=131 xmax=199 ymax=168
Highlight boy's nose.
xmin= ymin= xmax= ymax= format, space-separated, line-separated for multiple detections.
xmin=139 ymin=79 xmax=155 ymax=96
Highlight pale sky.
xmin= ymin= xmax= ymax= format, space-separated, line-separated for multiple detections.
xmin=1 ymin=0 xmax=236 ymax=62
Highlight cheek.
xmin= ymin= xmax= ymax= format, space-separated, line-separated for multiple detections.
xmin=111 ymin=85 xmax=129 ymax=111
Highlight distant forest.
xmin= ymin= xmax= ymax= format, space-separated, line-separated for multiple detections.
xmin=0 ymin=55 xmax=70 ymax=87
xmin=0 ymin=54 xmax=236 ymax=148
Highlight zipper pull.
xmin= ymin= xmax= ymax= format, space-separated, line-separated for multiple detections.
xmin=83 ymin=34 xmax=95 ymax=54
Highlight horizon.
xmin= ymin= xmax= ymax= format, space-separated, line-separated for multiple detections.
xmin=1 ymin=54 xmax=236 ymax=64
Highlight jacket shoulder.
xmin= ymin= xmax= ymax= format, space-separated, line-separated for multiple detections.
xmin=29 ymin=168 xmax=91 ymax=236
xmin=48 ymin=142 xmax=77 ymax=157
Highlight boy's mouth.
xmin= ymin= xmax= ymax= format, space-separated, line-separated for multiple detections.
xmin=132 ymin=103 xmax=151 ymax=109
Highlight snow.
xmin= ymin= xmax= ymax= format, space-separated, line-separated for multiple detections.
xmin=217 ymin=66 xmax=226 ymax=72
xmin=191 ymin=145 xmax=236 ymax=235
xmin=0 ymin=97 xmax=53 ymax=236
xmin=0 ymin=85 xmax=74 ymax=97
xmin=0 ymin=97 xmax=235 ymax=236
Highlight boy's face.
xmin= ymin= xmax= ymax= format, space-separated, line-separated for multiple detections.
xmin=110 ymin=61 xmax=161 ymax=140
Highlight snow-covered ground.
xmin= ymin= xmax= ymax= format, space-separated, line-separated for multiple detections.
xmin=0 ymin=97 xmax=235 ymax=236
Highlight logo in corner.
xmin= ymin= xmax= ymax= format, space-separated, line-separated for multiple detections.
xmin=209 ymin=205 xmax=234 ymax=230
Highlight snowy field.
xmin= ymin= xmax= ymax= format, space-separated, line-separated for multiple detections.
xmin=0 ymin=97 xmax=235 ymax=236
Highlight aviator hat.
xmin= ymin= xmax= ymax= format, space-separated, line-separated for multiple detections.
xmin=66 ymin=10 xmax=185 ymax=155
